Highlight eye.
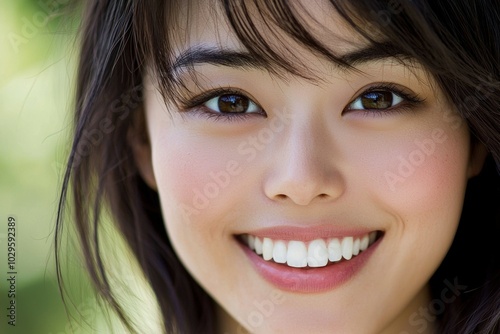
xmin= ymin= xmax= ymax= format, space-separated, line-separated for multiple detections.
xmin=348 ymin=90 xmax=404 ymax=111
xmin=344 ymin=83 xmax=425 ymax=116
xmin=204 ymin=94 xmax=261 ymax=114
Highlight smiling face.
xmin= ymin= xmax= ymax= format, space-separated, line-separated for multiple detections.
xmin=133 ymin=1 xmax=487 ymax=333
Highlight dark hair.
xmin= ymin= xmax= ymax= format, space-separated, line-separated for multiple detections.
xmin=56 ymin=1 xmax=500 ymax=333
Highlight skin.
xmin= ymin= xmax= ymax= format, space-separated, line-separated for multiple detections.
xmin=131 ymin=1 xmax=488 ymax=333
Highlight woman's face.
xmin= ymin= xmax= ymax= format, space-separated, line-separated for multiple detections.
xmin=137 ymin=1 xmax=486 ymax=333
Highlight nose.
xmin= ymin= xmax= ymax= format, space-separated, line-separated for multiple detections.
xmin=263 ymin=115 xmax=345 ymax=206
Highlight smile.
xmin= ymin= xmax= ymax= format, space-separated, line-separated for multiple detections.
xmin=241 ymin=232 xmax=378 ymax=268
xmin=238 ymin=227 xmax=383 ymax=293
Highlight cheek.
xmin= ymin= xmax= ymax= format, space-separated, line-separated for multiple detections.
xmin=353 ymin=121 xmax=471 ymax=262
xmin=354 ymin=122 xmax=470 ymax=212
xmin=149 ymin=126 xmax=252 ymax=260
xmin=149 ymin=133 xmax=230 ymax=274
xmin=396 ymin=130 xmax=467 ymax=215
xmin=152 ymin=133 xmax=240 ymax=219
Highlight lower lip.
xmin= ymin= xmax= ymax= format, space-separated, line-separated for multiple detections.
xmin=239 ymin=236 xmax=381 ymax=293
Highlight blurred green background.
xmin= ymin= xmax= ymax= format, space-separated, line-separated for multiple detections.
xmin=1 ymin=1 xmax=162 ymax=333
xmin=0 ymin=1 xmax=106 ymax=333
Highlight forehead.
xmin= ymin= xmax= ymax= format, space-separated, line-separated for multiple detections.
xmin=170 ymin=0 xmax=370 ymax=65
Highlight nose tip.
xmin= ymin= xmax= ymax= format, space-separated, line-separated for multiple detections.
xmin=264 ymin=168 xmax=345 ymax=206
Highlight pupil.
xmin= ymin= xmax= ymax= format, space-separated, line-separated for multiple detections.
xmin=218 ymin=94 xmax=249 ymax=113
xmin=361 ymin=91 xmax=393 ymax=109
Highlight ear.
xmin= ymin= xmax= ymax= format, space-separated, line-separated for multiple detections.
xmin=467 ymin=140 xmax=489 ymax=178
xmin=128 ymin=107 xmax=158 ymax=191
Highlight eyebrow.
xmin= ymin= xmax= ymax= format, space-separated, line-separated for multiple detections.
xmin=170 ymin=44 xmax=406 ymax=73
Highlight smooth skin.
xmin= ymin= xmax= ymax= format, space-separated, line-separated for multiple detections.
xmin=131 ymin=1 xmax=488 ymax=333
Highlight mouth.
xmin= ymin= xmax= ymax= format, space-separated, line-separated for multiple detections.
xmin=237 ymin=228 xmax=383 ymax=293
xmin=239 ymin=231 xmax=379 ymax=268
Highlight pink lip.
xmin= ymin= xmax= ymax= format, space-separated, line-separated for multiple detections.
xmin=238 ymin=233 xmax=382 ymax=293
xmin=244 ymin=225 xmax=375 ymax=241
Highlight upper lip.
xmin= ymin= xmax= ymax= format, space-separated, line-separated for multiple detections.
xmin=239 ymin=225 xmax=380 ymax=241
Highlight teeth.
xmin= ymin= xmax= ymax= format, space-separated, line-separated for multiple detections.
xmin=245 ymin=232 xmax=379 ymax=268
xmin=328 ymin=238 xmax=342 ymax=262
xmin=262 ymin=238 xmax=274 ymax=261
xmin=254 ymin=237 xmax=263 ymax=255
xmin=287 ymin=241 xmax=308 ymax=268
xmin=247 ymin=235 xmax=255 ymax=250
xmin=360 ymin=235 xmax=369 ymax=251
xmin=352 ymin=238 xmax=360 ymax=256
xmin=341 ymin=237 xmax=353 ymax=260
xmin=272 ymin=241 xmax=287 ymax=263
xmin=307 ymin=239 xmax=328 ymax=267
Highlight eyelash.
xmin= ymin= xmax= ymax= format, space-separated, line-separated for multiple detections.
xmin=179 ymin=83 xmax=425 ymax=122
xmin=346 ymin=83 xmax=425 ymax=118
xmin=179 ymin=88 xmax=265 ymax=123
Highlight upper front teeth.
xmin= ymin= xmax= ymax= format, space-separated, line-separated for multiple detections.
xmin=243 ymin=232 xmax=377 ymax=268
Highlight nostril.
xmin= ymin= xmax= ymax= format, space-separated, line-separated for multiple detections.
xmin=273 ymin=193 xmax=330 ymax=205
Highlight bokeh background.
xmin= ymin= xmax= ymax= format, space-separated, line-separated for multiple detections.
xmin=0 ymin=1 xmax=157 ymax=333
xmin=0 ymin=0 xmax=87 ymax=333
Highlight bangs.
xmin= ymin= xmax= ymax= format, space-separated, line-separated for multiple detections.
xmin=137 ymin=0 xmax=422 ymax=104
xmin=219 ymin=0 xmax=411 ymax=75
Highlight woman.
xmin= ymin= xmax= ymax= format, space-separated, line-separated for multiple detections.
xmin=57 ymin=0 xmax=500 ymax=333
